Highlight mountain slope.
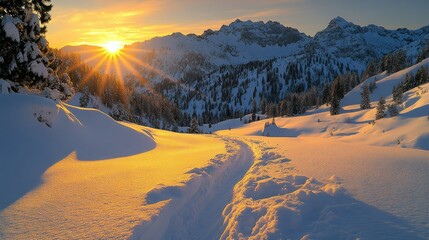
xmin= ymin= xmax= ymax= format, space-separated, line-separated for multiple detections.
xmin=211 ymin=58 xmax=429 ymax=151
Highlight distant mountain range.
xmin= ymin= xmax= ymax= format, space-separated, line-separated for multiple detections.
xmin=62 ymin=17 xmax=429 ymax=125
xmin=62 ymin=17 xmax=429 ymax=81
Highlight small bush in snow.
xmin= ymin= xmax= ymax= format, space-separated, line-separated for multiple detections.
xmin=79 ymin=91 xmax=91 ymax=107
xmin=387 ymin=104 xmax=399 ymax=117
xmin=417 ymin=86 xmax=428 ymax=96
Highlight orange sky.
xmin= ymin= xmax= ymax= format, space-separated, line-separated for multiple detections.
xmin=47 ymin=0 xmax=429 ymax=49
xmin=47 ymin=0 xmax=290 ymax=48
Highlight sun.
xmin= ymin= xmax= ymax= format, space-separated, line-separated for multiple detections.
xmin=102 ymin=41 xmax=124 ymax=54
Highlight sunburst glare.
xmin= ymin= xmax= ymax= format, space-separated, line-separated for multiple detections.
xmin=102 ymin=41 xmax=124 ymax=54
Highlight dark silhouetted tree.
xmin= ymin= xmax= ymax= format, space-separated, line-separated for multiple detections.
xmin=330 ymin=77 xmax=342 ymax=115
xmin=188 ymin=117 xmax=199 ymax=133
xmin=360 ymin=85 xmax=371 ymax=109
xmin=375 ymin=97 xmax=386 ymax=120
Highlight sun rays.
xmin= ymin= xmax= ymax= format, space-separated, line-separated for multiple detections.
xmin=64 ymin=41 xmax=176 ymax=102
xmin=102 ymin=41 xmax=124 ymax=55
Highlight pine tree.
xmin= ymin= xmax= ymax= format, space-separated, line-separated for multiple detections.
xmin=360 ymin=85 xmax=371 ymax=109
xmin=330 ymin=77 xmax=342 ymax=115
xmin=417 ymin=42 xmax=429 ymax=63
xmin=322 ymin=83 xmax=331 ymax=105
xmin=79 ymin=90 xmax=90 ymax=107
xmin=188 ymin=117 xmax=199 ymax=134
xmin=392 ymin=84 xmax=403 ymax=104
xmin=279 ymin=100 xmax=287 ymax=117
xmin=291 ymin=93 xmax=300 ymax=115
xmin=0 ymin=0 xmax=73 ymax=100
xmin=375 ymin=97 xmax=386 ymax=120
xmin=382 ymin=50 xmax=407 ymax=74
xmin=368 ymin=81 xmax=377 ymax=93
xmin=251 ymin=98 xmax=257 ymax=121
xmin=403 ymin=73 xmax=415 ymax=91
xmin=361 ymin=60 xmax=379 ymax=81
xmin=260 ymin=97 xmax=266 ymax=114
xmin=415 ymin=66 xmax=429 ymax=86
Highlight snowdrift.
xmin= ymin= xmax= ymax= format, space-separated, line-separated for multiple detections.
xmin=0 ymin=94 xmax=155 ymax=210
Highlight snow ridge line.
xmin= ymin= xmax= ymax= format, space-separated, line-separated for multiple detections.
xmin=131 ymin=137 xmax=254 ymax=240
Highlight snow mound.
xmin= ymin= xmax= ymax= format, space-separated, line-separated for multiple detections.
xmin=220 ymin=140 xmax=425 ymax=239
xmin=261 ymin=121 xmax=294 ymax=137
xmin=0 ymin=79 xmax=12 ymax=93
xmin=0 ymin=94 xmax=155 ymax=210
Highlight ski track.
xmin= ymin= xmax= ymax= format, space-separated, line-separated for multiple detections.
xmin=131 ymin=137 xmax=255 ymax=240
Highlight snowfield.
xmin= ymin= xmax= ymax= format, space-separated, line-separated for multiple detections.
xmin=1 ymin=61 xmax=429 ymax=239
xmin=0 ymin=94 xmax=226 ymax=239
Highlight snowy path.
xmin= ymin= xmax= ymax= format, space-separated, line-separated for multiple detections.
xmin=132 ymin=137 xmax=255 ymax=240
xmin=217 ymin=137 xmax=429 ymax=239
xmin=131 ymin=135 xmax=428 ymax=239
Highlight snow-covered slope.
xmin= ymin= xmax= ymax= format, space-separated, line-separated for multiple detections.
xmin=214 ymin=59 xmax=429 ymax=150
xmin=2 ymin=51 xmax=429 ymax=239
xmin=0 ymin=94 xmax=155 ymax=210
xmin=0 ymin=93 xmax=233 ymax=239
xmin=206 ymin=62 xmax=429 ymax=238
xmin=1 ymin=64 xmax=428 ymax=239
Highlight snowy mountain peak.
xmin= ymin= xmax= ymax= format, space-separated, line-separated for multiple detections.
xmin=327 ymin=16 xmax=355 ymax=29
xmin=212 ymin=19 xmax=307 ymax=47
xmin=209 ymin=19 xmax=306 ymax=46
xmin=314 ymin=17 xmax=429 ymax=62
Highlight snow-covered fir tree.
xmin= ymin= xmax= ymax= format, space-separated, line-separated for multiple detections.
xmin=375 ymin=97 xmax=386 ymax=120
xmin=360 ymin=84 xmax=371 ymax=109
xmin=392 ymin=84 xmax=403 ymax=104
xmin=0 ymin=0 xmax=73 ymax=100
xmin=330 ymin=77 xmax=342 ymax=115
xmin=251 ymin=98 xmax=257 ymax=121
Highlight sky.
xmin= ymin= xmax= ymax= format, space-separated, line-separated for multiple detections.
xmin=47 ymin=0 xmax=429 ymax=48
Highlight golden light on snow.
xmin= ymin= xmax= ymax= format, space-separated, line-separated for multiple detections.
xmin=0 ymin=125 xmax=226 ymax=239
xmin=102 ymin=41 xmax=124 ymax=55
